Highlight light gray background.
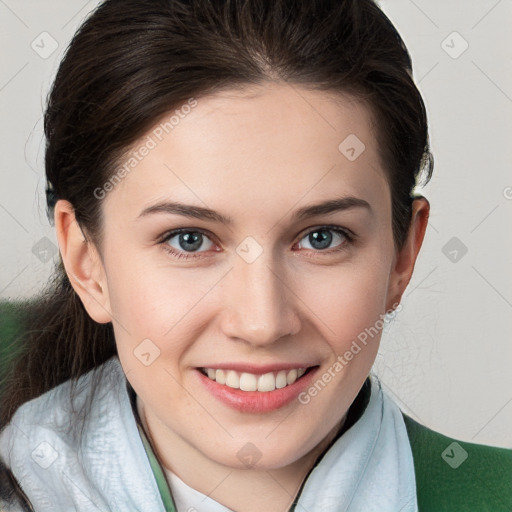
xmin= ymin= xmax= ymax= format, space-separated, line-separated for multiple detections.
xmin=0 ymin=1 xmax=511 ymax=447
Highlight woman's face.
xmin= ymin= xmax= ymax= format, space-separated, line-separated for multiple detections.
xmin=67 ymin=82 xmax=422 ymax=470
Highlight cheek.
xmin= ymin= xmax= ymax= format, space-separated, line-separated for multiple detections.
xmin=104 ymin=249 xmax=188 ymax=330
xmin=298 ymin=254 xmax=391 ymax=353
xmin=107 ymin=262 xmax=200 ymax=404
xmin=106 ymin=266 xmax=168 ymax=336
xmin=103 ymin=253 xmax=223 ymax=363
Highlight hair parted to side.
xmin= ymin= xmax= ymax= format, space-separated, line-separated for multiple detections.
xmin=0 ymin=0 xmax=433 ymax=428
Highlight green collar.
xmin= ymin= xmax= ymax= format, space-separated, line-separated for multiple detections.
xmin=135 ymin=422 xmax=177 ymax=512
xmin=128 ymin=383 xmax=177 ymax=511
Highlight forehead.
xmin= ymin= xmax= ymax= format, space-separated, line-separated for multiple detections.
xmin=103 ymin=82 xmax=389 ymax=223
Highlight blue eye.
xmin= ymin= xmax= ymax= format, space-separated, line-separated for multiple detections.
xmin=163 ymin=230 xmax=215 ymax=255
xmin=297 ymin=227 xmax=352 ymax=251
xmin=159 ymin=225 xmax=354 ymax=260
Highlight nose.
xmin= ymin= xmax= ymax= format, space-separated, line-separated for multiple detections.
xmin=218 ymin=255 xmax=302 ymax=347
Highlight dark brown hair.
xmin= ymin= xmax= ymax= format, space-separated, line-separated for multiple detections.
xmin=0 ymin=0 xmax=433 ymax=428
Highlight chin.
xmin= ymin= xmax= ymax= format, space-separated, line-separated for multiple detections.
xmin=205 ymin=440 xmax=308 ymax=471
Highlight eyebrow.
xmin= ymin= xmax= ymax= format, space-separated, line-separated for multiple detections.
xmin=294 ymin=196 xmax=372 ymax=221
xmin=137 ymin=196 xmax=372 ymax=224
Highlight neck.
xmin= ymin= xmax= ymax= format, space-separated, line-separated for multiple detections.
xmin=137 ymin=397 xmax=346 ymax=512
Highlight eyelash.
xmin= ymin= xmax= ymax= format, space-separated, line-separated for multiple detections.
xmin=158 ymin=225 xmax=356 ymax=260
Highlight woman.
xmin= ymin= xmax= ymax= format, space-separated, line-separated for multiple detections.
xmin=0 ymin=0 xmax=510 ymax=511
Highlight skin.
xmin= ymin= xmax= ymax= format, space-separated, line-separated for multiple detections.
xmin=55 ymin=82 xmax=429 ymax=512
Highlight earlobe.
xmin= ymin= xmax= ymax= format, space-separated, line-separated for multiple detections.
xmin=385 ymin=197 xmax=430 ymax=312
xmin=54 ymin=200 xmax=112 ymax=324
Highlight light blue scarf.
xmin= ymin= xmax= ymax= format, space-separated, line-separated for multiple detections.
xmin=0 ymin=357 xmax=417 ymax=511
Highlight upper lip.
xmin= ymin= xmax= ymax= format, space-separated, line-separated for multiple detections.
xmin=197 ymin=363 xmax=319 ymax=375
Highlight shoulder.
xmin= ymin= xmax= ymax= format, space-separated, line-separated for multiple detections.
xmin=2 ymin=356 xmax=121 ymax=435
xmin=402 ymin=412 xmax=512 ymax=512
xmin=0 ymin=357 xmax=162 ymax=511
xmin=0 ymin=357 xmax=122 ymax=469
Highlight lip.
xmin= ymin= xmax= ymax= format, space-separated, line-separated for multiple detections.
xmin=197 ymin=362 xmax=316 ymax=375
xmin=195 ymin=365 xmax=319 ymax=413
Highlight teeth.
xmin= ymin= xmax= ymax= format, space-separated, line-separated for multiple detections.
xmin=257 ymin=372 xmax=275 ymax=392
xmin=202 ymin=367 xmax=309 ymax=392
xmin=225 ymin=370 xmax=239 ymax=389
xmin=240 ymin=372 xmax=258 ymax=391
xmin=287 ymin=369 xmax=298 ymax=385
xmin=275 ymin=370 xmax=287 ymax=389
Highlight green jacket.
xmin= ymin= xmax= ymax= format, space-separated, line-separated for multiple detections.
xmin=402 ymin=412 xmax=512 ymax=511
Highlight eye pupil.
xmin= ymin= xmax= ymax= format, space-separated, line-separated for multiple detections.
xmin=179 ymin=232 xmax=203 ymax=251
xmin=309 ymin=230 xmax=332 ymax=250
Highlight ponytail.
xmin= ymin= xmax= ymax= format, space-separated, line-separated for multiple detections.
xmin=0 ymin=262 xmax=116 ymax=430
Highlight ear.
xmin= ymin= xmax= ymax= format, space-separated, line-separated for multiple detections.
xmin=54 ymin=200 xmax=112 ymax=324
xmin=385 ymin=197 xmax=430 ymax=312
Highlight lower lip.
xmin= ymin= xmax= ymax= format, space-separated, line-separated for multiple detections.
xmin=196 ymin=367 xmax=319 ymax=413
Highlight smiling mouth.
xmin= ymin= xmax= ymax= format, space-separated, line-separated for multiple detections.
xmin=198 ymin=366 xmax=318 ymax=392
